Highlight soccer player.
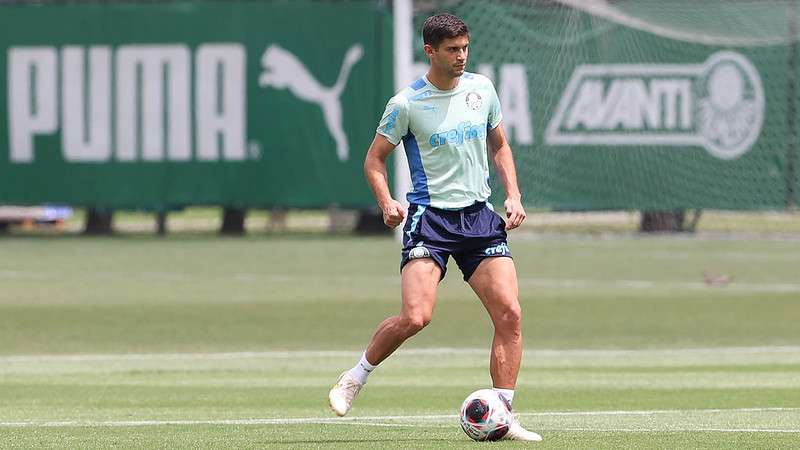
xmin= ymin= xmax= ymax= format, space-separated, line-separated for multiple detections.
xmin=329 ymin=13 xmax=542 ymax=441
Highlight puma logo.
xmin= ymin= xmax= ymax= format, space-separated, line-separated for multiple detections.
xmin=259 ymin=44 xmax=364 ymax=161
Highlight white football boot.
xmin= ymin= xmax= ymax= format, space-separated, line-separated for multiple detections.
xmin=328 ymin=371 xmax=363 ymax=416
xmin=502 ymin=420 xmax=543 ymax=442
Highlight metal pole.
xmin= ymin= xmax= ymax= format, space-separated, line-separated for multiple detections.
xmin=786 ymin=0 xmax=798 ymax=208
xmin=393 ymin=0 xmax=413 ymax=241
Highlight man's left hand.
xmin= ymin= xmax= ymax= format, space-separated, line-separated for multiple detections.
xmin=504 ymin=198 xmax=526 ymax=230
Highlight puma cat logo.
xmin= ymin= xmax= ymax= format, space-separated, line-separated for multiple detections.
xmin=259 ymin=44 xmax=364 ymax=161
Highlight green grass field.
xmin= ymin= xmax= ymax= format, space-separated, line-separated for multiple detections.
xmin=1 ymin=235 xmax=799 ymax=448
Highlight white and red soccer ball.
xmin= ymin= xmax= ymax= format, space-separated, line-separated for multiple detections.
xmin=459 ymin=389 xmax=513 ymax=441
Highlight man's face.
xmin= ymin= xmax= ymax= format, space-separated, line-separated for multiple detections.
xmin=426 ymin=35 xmax=469 ymax=78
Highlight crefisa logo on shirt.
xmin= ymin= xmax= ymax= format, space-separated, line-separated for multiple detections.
xmin=465 ymin=91 xmax=482 ymax=111
xmin=429 ymin=121 xmax=487 ymax=148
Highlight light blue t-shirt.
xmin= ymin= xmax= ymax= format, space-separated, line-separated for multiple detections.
xmin=376 ymin=72 xmax=503 ymax=209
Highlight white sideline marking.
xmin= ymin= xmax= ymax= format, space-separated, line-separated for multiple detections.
xmin=559 ymin=428 xmax=800 ymax=434
xmin=521 ymin=407 xmax=800 ymax=416
xmin=1 ymin=408 xmax=798 ymax=429
xmin=1 ymin=346 xmax=800 ymax=364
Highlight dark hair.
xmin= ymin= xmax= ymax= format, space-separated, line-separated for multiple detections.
xmin=422 ymin=13 xmax=470 ymax=48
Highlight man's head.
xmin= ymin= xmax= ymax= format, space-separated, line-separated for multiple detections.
xmin=423 ymin=14 xmax=470 ymax=79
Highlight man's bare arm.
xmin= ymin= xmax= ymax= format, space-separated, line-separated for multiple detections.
xmin=364 ymin=134 xmax=407 ymax=228
xmin=488 ymin=124 xmax=526 ymax=230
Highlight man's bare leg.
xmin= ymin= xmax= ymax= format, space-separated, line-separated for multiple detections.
xmin=467 ymin=256 xmax=541 ymax=441
xmin=329 ymin=258 xmax=441 ymax=416
xmin=468 ymin=257 xmax=522 ymax=390
xmin=365 ymin=258 xmax=441 ymax=364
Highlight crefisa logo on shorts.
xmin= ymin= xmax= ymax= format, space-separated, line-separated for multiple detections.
xmin=545 ymin=51 xmax=765 ymax=160
xmin=484 ymin=242 xmax=509 ymax=256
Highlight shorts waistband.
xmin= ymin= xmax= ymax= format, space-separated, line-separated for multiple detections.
xmin=419 ymin=201 xmax=486 ymax=214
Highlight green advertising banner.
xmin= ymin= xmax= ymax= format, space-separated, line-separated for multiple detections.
xmin=415 ymin=1 xmax=799 ymax=210
xmin=0 ymin=0 xmax=391 ymax=209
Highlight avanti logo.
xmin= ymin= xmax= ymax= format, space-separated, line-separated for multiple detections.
xmin=545 ymin=51 xmax=764 ymax=160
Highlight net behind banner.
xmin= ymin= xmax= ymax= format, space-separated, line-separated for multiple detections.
xmin=411 ymin=0 xmax=799 ymax=210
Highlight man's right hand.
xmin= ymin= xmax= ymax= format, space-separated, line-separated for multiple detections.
xmin=380 ymin=199 xmax=407 ymax=229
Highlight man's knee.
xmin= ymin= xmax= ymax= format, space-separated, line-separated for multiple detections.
xmin=399 ymin=313 xmax=431 ymax=335
xmin=494 ymin=301 xmax=522 ymax=332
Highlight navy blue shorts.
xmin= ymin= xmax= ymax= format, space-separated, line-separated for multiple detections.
xmin=400 ymin=202 xmax=512 ymax=281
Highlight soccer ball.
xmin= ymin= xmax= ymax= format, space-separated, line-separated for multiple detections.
xmin=459 ymin=389 xmax=513 ymax=441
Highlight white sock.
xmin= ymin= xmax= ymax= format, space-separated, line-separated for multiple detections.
xmin=494 ymin=388 xmax=515 ymax=406
xmin=347 ymin=352 xmax=377 ymax=385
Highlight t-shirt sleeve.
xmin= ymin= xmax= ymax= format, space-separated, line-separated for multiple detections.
xmin=376 ymin=95 xmax=410 ymax=145
xmin=487 ymin=81 xmax=503 ymax=129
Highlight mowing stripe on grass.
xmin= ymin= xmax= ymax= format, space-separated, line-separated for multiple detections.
xmin=518 ymin=278 xmax=800 ymax=293
xmin=1 ymin=346 xmax=799 ymax=364
xmin=4 ymin=268 xmax=800 ymax=293
xmin=2 ymin=408 xmax=798 ymax=428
